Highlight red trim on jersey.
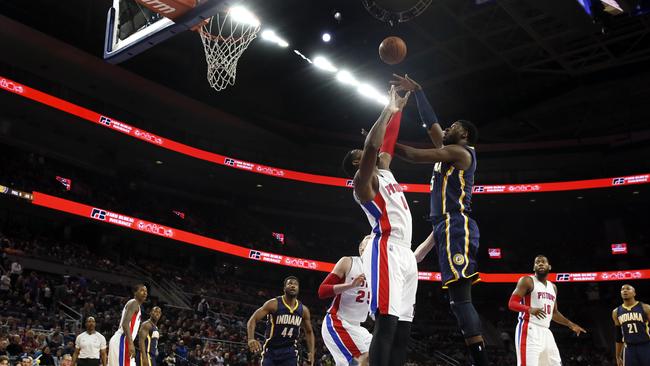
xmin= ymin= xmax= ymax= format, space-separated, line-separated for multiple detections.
xmin=329 ymin=297 xmax=362 ymax=357
xmin=373 ymin=193 xmax=392 ymax=314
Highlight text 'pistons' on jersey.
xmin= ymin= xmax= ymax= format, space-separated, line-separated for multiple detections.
xmin=355 ymin=169 xmax=412 ymax=247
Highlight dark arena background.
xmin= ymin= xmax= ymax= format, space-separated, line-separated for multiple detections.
xmin=1 ymin=0 xmax=650 ymax=365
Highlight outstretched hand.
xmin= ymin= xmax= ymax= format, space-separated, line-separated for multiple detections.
xmin=387 ymin=86 xmax=411 ymax=113
xmin=390 ymin=74 xmax=421 ymax=92
xmin=568 ymin=323 xmax=587 ymax=336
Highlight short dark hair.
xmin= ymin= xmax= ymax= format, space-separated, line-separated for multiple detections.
xmin=535 ymin=254 xmax=549 ymax=262
xmin=457 ymin=120 xmax=478 ymax=145
xmin=283 ymin=276 xmax=299 ymax=287
xmin=132 ymin=283 xmax=146 ymax=293
xmin=342 ymin=150 xmax=357 ymax=178
xmin=0 ymin=355 xmax=9 ymax=363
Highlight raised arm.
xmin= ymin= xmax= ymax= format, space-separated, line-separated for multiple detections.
xmin=391 ymin=74 xmax=443 ymax=148
xmin=508 ymin=277 xmax=546 ymax=320
xmin=414 ymin=232 xmax=435 ymax=263
xmin=551 ymin=284 xmax=586 ymax=336
xmin=301 ymin=306 xmax=316 ymax=366
xmin=138 ymin=322 xmax=152 ymax=366
xmin=120 ymin=300 xmax=140 ymax=358
xmin=612 ymin=308 xmax=624 ymax=366
xmin=246 ymin=299 xmax=277 ymax=354
xmin=394 ymin=144 xmax=472 ymax=169
xmin=354 ymin=88 xmax=399 ymax=202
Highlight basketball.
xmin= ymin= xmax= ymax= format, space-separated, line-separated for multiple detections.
xmin=379 ymin=36 xmax=407 ymax=65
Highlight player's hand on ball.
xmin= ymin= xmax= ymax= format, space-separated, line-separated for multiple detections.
xmin=390 ymin=74 xmax=421 ymax=92
xmin=352 ymin=274 xmax=366 ymax=288
xmin=529 ymin=307 xmax=546 ymax=319
xmin=247 ymin=339 xmax=261 ymax=353
xmin=568 ymin=323 xmax=586 ymax=336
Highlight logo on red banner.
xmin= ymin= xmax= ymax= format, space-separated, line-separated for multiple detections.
xmin=0 ymin=78 xmax=24 ymax=94
xmin=283 ymin=257 xmax=318 ymax=269
xmin=249 ymin=250 xmax=262 ymax=260
xmin=98 ymin=116 xmax=132 ymax=134
xmin=488 ymin=248 xmax=502 ymax=259
xmin=611 ymin=243 xmax=628 ymax=255
xmin=256 ymin=165 xmax=285 ymax=177
xmin=137 ymin=221 xmax=174 ymax=237
xmin=600 ymin=271 xmax=643 ymax=280
xmin=223 ymin=157 xmax=254 ymax=170
xmin=90 ymin=208 xmax=107 ymax=221
xmin=134 ymin=129 xmax=163 ymax=145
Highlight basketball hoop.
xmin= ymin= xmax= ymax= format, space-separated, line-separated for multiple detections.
xmin=198 ymin=7 xmax=260 ymax=91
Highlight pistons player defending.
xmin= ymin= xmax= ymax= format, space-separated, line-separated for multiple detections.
xmin=247 ymin=277 xmax=315 ymax=366
xmin=612 ymin=284 xmax=650 ymax=366
xmin=509 ymin=255 xmax=586 ymax=366
xmin=108 ymin=284 xmax=147 ymax=366
xmin=319 ymin=236 xmax=373 ymax=366
xmin=341 ymin=86 xmax=416 ymax=366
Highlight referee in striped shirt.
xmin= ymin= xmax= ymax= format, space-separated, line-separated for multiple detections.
xmin=72 ymin=317 xmax=107 ymax=366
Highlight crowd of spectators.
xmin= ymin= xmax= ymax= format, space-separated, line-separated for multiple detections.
xmin=0 ymin=227 xmax=621 ymax=366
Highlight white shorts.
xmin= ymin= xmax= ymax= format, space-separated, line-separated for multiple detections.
xmin=515 ymin=321 xmax=561 ymax=366
xmin=322 ymin=313 xmax=372 ymax=365
xmin=361 ymin=239 xmax=418 ymax=322
xmin=108 ymin=333 xmax=135 ymax=366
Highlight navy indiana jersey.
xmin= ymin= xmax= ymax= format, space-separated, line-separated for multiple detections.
xmin=430 ymin=146 xmax=476 ymax=220
xmin=135 ymin=322 xmax=159 ymax=366
xmin=617 ymin=302 xmax=650 ymax=345
xmin=264 ymin=296 xmax=304 ymax=350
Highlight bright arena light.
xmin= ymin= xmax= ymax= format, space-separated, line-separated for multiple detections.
xmin=313 ymin=56 xmax=338 ymax=72
xmin=358 ymin=84 xmax=389 ymax=105
xmin=229 ymin=6 xmax=260 ymax=27
xmin=261 ymin=30 xmax=289 ymax=47
xmin=322 ymin=33 xmax=331 ymax=42
xmin=336 ymin=70 xmax=358 ymax=86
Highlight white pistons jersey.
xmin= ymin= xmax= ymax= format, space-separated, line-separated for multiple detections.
xmin=355 ymin=169 xmax=412 ymax=247
xmin=520 ymin=276 xmax=556 ymax=328
xmin=114 ymin=301 xmax=141 ymax=339
xmin=327 ymin=257 xmax=370 ymax=323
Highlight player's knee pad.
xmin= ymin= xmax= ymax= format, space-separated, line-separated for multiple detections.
xmin=449 ymin=300 xmax=482 ymax=338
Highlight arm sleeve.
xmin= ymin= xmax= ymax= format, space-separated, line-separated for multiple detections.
xmin=508 ymin=294 xmax=530 ymax=313
xmin=379 ymin=111 xmax=402 ymax=156
xmin=318 ymin=273 xmax=344 ymax=299
xmin=414 ymin=89 xmax=439 ymax=128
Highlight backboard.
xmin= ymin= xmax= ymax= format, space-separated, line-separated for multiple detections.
xmin=104 ymin=0 xmax=227 ymax=63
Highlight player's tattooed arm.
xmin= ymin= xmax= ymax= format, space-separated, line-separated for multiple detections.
xmin=121 ymin=300 xmax=140 ymax=358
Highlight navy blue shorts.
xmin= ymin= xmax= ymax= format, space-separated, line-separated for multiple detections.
xmin=261 ymin=347 xmax=298 ymax=366
xmin=135 ymin=351 xmax=156 ymax=366
xmin=432 ymin=212 xmax=481 ymax=289
xmin=625 ymin=342 xmax=650 ymax=366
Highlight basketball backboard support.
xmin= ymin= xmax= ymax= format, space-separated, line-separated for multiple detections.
xmin=104 ymin=0 xmax=226 ymax=64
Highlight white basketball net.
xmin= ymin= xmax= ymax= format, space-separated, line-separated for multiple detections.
xmin=199 ymin=9 xmax=260 ymax=91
